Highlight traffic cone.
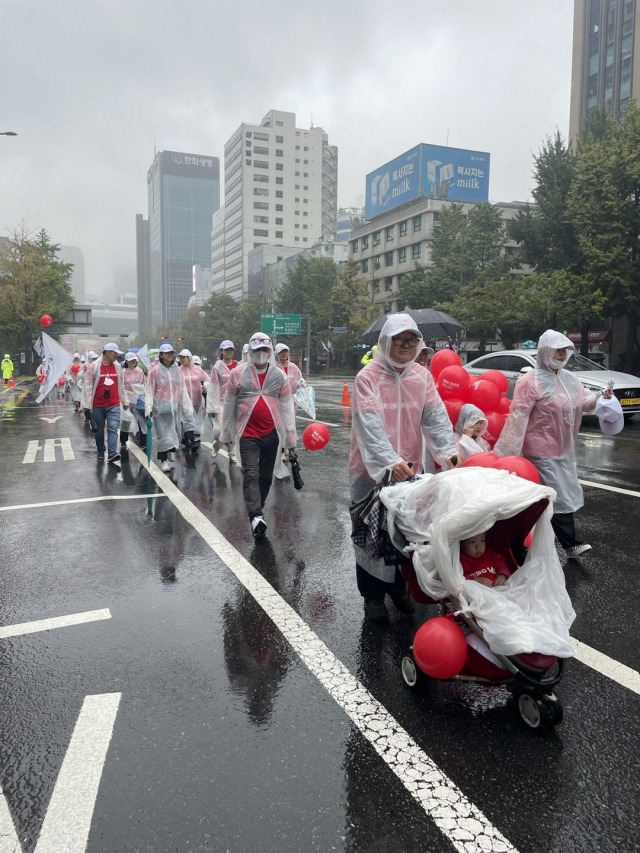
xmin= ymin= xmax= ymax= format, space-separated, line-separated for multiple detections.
xmin=341 ymin=381 xmax=351 ymax=407
xmin=8 ymin=375 xmax=14 ymax=388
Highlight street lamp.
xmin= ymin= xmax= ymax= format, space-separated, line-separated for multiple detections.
xmin=1 ymin=131 xmax=17 ymax=136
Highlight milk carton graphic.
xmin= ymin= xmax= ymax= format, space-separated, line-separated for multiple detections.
xmin=427 ymin=159 xmax=454 ymax=199
xmin=370 ymin=171 xmax=391 ymax=207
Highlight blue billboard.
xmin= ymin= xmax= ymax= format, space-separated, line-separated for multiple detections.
xmin=365 ymin=144 xmax=490 ymax=219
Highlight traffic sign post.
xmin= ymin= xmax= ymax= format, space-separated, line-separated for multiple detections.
xmin=261 ymin=313 xmax=302 ymax=335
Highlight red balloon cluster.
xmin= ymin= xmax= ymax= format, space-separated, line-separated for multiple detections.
xmin=302 ymin=422 xmax=330 ymax=451
xmin=461 ymin=452 xmax=540 ymax=484
xmin=413 ymin=616 xmax=468 ymax=679
xmin=40 ymin=314 xmax=53 ymax=328
xmin=71 ymin=363 xmax=81 ymax=374
xmin=431 ymin=351 xmax=511 ymax=447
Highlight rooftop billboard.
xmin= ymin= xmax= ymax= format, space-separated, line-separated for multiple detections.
xmin=365 ymin=144 xmax=490 ymax=219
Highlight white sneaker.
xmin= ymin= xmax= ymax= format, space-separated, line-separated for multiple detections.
xmin=565 ymin=543 xmax=592 ymax=557
xmin=229 ymin=453 xmax=237 ymax=464
xmin=160 ymin=460 xmax=170 ymax=472
xmin=251 ymin=516 xmax=267 ymax=538
xmin=211 ymin=447 xmax=218 ymax=458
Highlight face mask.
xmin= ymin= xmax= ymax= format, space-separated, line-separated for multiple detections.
xmin=548 ymin=357 xmax=568 ymax=371
xmin=253 ymin=351 xmax=269 ymax=366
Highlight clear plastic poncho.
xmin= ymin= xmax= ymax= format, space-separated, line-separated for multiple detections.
xmin=179 ymin=363 xmax=209 ymax=434
xmin=381 ymin=467 xmax=576 ymax=657
xmin=220 ymin=352 xmax=297 ymax=450
xmin=205 ymin=359 xmax=237 ymax=415
xmin=494 ymin=329 xmax=597 ymax=513
xmin=145 ymin=361 xmax=195 ymax=453
xmin=455 ymin=403 xmax=491 ymax=461
xmin=349 ymin=313 xmax=457 ymax=504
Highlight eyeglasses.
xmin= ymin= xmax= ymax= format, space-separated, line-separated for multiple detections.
xmin=391 ymin=335 xmax=421 ymax=348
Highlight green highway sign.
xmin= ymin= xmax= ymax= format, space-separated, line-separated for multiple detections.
xmin=261 ymin=313 xmax=302 ymax=335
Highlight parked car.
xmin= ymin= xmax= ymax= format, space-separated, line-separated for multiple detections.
xmin=465 ymin=349 xmax=640 ymax=416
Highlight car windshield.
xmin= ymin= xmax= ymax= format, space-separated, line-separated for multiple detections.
xmin=564 ymin=353 xmax=607 ymax=372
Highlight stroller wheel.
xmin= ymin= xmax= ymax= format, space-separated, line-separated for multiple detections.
xmin=518 ymin=691 xmax=562 ymax=730
xmin=401 ymin=655 xmax=425 ymax=689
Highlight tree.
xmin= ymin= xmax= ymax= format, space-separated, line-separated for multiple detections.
xmin=568 ymin=101 xmax=640 ymax=370
xmin=0 ymin=225 xmax=74 ymax=372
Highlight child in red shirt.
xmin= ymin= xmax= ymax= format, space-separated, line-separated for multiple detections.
xmin=460 ymin=532 xmax=510 ymax=587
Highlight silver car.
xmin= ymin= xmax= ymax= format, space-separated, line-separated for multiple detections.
xmin=465 ymin=349 xmax=640 ymax=416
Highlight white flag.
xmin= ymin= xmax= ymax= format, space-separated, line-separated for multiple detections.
xmin=137 ymin=344 xmax=151 ymax=371
xmin=36 ymin=332 xmax=74 ymax=403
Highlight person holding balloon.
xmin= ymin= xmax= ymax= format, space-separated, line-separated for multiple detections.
xmin=349 ymin=313 xmax=459 ymax=623
xmin=494 ymin=329 xmax=613 ymax=558
xmin=221 ymin=332 xmax=297 ymax=540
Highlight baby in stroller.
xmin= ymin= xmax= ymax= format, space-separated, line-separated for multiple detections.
xmin=380 ymin=466 xmax=577 ymax=730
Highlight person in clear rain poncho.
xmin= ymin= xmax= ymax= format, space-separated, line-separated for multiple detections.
xmin=145 ymin=343 xmax=196 ymax=472
xmin=120 ymin=353 xmax=147 ymax=453
xmin=206 ymin=339 xmax=239 ymax=462
xmin=349 ymin=313 xmax=459 ymax=623
xmin=178 ymin=348 xmax=209 ymax=450
xmin=221 ymin=332 xmax=297 ymax=540
xmin=455 ymin=403 xmax=491 ymax=462
xmin=494 ymin=329 xmax=613 ymax=558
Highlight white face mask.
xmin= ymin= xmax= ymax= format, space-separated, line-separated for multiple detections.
xmin=253 ymin=350 xmax=269 ymax=366
xmin=548 ymin=356 xmax=569 ymax=371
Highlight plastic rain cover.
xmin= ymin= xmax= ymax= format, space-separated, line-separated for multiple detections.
xmin=293 ymin=381 xmax=316 ymax=420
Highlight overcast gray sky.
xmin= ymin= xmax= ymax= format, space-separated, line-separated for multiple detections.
xmin=0 ymin=0 xmax=574 ymax=301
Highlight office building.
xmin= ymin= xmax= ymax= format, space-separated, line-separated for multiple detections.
xmin=135 ymin=214 xmax=151 ymax=333
xmin=216 ymin=109 xmax=338 ymax=299
xmin=569 ymin=0 xmax=640 ymax=143
xmin=147 ymin=150 xmax=220 ymax=328
xmin=58 ymin=245 xmax=85 ymax=301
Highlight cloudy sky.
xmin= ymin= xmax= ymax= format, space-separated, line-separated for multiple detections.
xmin=1 ymin=0 xmax=574 ymax=301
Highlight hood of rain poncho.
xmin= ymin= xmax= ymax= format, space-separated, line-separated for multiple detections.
xmin=536 ymin=330 xmax=574 ymax=371
xmin=373 ymin=313 xmax=423 ymax=372
xmin=455 ymin=404 xmax=488 ymax=436
xmin=380 ymin=467 xmax=576 ymax=657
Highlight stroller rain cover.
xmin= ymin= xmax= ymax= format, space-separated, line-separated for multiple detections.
xmin=380 ymin=467 xmax=576 ymax=658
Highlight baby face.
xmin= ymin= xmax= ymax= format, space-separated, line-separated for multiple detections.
xmin=463 ymin=420 xmax=484 ymax=438
xmin=461 ymin=533 xmax=486 ymax=559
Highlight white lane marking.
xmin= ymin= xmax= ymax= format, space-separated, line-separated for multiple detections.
xmin=39 ymin=415 xmax=64 ymax=423
xmin=0 ymin=495 xmax=167 ymax=513
xmin=43 ymin=437 xmax=75 ymax=462
xmin=0 ymin=783 xmax=21 ymax=853
xmin=23 ymin=440 xmax=41 ymax=463
xmin=571 ymin=638 xmax=640 ymax=695
xmin=34 ymin=693 xmax=121 ymax=853
xmin=296 ymin=414 xmax=343 ymax=427
xmin=578 ymin=478 xmax=640 ymax=498
xmin=127 ymin=443 xmax=517 ymax=853
xmin=0 ymin=609 xmax=112 ymax=639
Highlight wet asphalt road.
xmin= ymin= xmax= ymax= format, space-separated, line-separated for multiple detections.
xmin=0 ymin=378 xmax=639 ymax=853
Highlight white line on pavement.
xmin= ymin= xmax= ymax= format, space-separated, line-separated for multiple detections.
xmin=0 ymin=495 xmax=167 ymax=513
xmin=0 ymin=609 xmax=112 ymax=639
xmin=296 ymin=414 xmax=344 ymax=427
xmin=0 ymin=783 xmax=20 ymax=853
xmin=578 ymin=478 xmax=640 ymax=498
xmin=127 ymin=443 xmax=517 ymax=853
xmin=34 ymin=693 xmax=121 ymax=853
xmin=571 ymin=638 xmax=640 ymax=695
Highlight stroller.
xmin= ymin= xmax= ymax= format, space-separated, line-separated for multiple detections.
xmin=380 ymin=467 xmax=576 ymax=730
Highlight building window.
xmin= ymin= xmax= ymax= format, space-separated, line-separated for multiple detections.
xmin=254 ymin=146 xmax=269 ymax=155
xmin=254 ymin=216 xmax=268 ymax=223
xmin=276 ymin=231 xmax=283 ymax=238
xmin=296 ymin=145 xmax=300 ymax=150
xmin=303 ymin=172 xmax=308 ymax=177
xmin=276 ymin=135 xmax=283 ymax=143
xmin=253 ymin=188 xmax=268 ymax=196
xmin=254 ymin=132 xmax=269 ymax=141
xmin=374 ymin=255 xmax=381 ymax=269
xmin=362 ymin=259 xmax=369 ymax=273
xmin=303 ymin=185 xmax=308 ymax=190
xmin=373 ymin=230 xmax=381 ymax=246
xmin=276 ymin=120 xmax=284 ymax=126
xmin=303 ymin=198 xmax=308 ymax=203
xmin=398 ymin=247 xmax=407 ymax=263
xmin=295 ymin=224 xmax=300 ymax=229
xmin=275 ymin=204 xmax=283 ymax=211
xmin=295 ymin=237 xmax=300 ymax=241
xmin=385 ymin=251 xmax=394 ymax=266
xmin=413 ymin=215 xmax=422 ymax=232
xmin=254 ymin=174 xmax=268 ymax=183
xmin=254 ymin=229 xmax=268 ymax=236
xmin=275 ymin=163 xmax=283 ymax=170
xmin=352 ymin=240 xmax=359 ymax=253
xmin=303 ymin=159 xmax=308 ymax=164
xmin=295 ymin=171 xmax=300 ymax=176
xmin=303 ymin=211 xmax=308 ymax=216
xmin=399 ymin=220 xmax=408 ymax=237
xmin=275 ymin=191 xmax=283 ymax=198
xmin=254 ymin=160 xmax=269 ymax=169
xmin=303 ymin=224 xmax=308 ymax=229
xmin=295 ymin=210 xmax=300 ymax=216
xmin=386 ymin=226 xmax=394 ymax=241
xmin=276 ymin=177 xmax=283 ymax=184
xmin=361 ymin=236 xmax=369 ymax=249
xmin=276 ymin=149 xmax=283 ymax=157
xmin=276 ymin=218 xmax=283 ymax=224
xmin=295 ymin=198 xmax=300 ymax=203
xmin=253 ymin=202 xmax=269 ymax=209
xmin=412 ymin=243 xmax=421 ymax=259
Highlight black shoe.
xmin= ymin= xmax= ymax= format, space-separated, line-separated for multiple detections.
xmin=364 ymin=598 xmax=389 ymax=623
xmin=97 ymin=452 xmax=105 ymax=460
xmin=107 ymin=453 xmax=121 ymax=464
xmin=389 ymin=592 xmax=415 ymax=615
xmin=251 ymin=516 xmax=267 ymax=538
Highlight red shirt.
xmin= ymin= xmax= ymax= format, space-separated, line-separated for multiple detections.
xmin=242 ymin=370 xmax=276 ymax=438
xmin=460 ymin=547 xmax=510 ymax=582
xmin=93 ymin=363 xmax=120 ymax=407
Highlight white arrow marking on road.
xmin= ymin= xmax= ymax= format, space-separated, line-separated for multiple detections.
xmin=39 ymin=415 xmax=64 ymax=423
xmin=0 ymin=609 xmax=111 ymax=639
xmin=0 ymin=693 xmax=121 ymax=853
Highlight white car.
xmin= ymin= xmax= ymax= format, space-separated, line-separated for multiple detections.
xmin=465 ymin=349 xmax=640 ymax=416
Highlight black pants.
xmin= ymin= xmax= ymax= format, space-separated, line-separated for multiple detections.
xmin=551 ymin=512 xmax=582 ymax=550
xmin=239 ymin=430 xmax=280 ymax=520
xmin=356 ymin=563 xmax=407 ymax=601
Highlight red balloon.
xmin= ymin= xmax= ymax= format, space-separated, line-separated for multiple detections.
xmin=467 ymin=379 xmax=500 ymax=412
xmin=483 ymin=411 xmax=507 ymax=446
xmin=413 ymin=617 xmax=468 ymax=679
xmin=496 ymin=396 xmax=511 ymax=415
xmin=494 ymin=455 xmax=541 ymax=484
xmin=302 ymin=422 xmax=330 ymax=451
xmin=71 ymin=363 xmax=81 ymax=374
xmin=481 ymin=369 xmax=509 ymax=395
xmin=57 ymin=377 xmax=66 ymax=386
xmin=430 ymin=349 xmax=462 ymax=379
xmin=40 ymin=314 xmax=53 ymax=328
xmin=444 ymin=398 xmax=465 ymax=427
xmin=437 ymin=365 xmax=470 ymax=401
xmin=524 ymin=531 xmax=533 ymax=548
xmin=461 ymin=452 xmax=500 ymax=469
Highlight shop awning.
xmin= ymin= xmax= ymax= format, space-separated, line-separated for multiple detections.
xmin=567 ymin=330 xmax=611 ymax=343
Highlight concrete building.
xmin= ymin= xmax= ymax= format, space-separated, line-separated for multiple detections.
xmin=187 ymin=264 xmax=213 ymax=309
xmin=569 ymin=0 xmax=640 ymax=143
xmin=58 ymin=246 xmax=85 ymax=301
xmin=135 ymin=214 xmax=151 ymax=333
xmin=147 ymin=150 xmax=220 ymax=328
xmin=215 ymin=109 xmax=338 ymax=299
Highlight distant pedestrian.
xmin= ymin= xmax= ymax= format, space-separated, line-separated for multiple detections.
xmin=275 ymin=343 xmax=303 ymax=466
xmin=81 ymin=343 xmax=129 ymax=463
xmin=178 ymin=348 xmax=209 ymax=450
xmin=120 ymin=352 xmax=147 ymax=453
xmin=1 ymin=353 xmax=14 ymax=385
xmin=145 ymin=343 xmax=196 ymax=472
xmin=207 ymin=339 xmax=239 ymax=461
xmin=67 ymin=353 xmax=83 ymax=411
xmin=221 ymin=332 xmax=297 ymax=539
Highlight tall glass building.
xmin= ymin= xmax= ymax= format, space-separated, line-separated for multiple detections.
xmin=569 ymin=0 xmax=640 ymax=143
xmin=147 ymin=150 xmax=220 ymax=329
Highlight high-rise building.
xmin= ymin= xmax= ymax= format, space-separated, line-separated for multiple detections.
xmin=135 ymin=214 xmax=151 ymax=333
xmin=147 ymin=150 xmax=220 ymax=328
xmin=59 ymin=245 xmax=85 ymax=301
xmin=214 ymin=109 xmax=338 ymax=299
xmin=569 ymin=0 xmax=640 ymax=143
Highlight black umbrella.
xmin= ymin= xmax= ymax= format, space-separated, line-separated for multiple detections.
xmin=361 ymin=309 xmax=462 ymax=344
